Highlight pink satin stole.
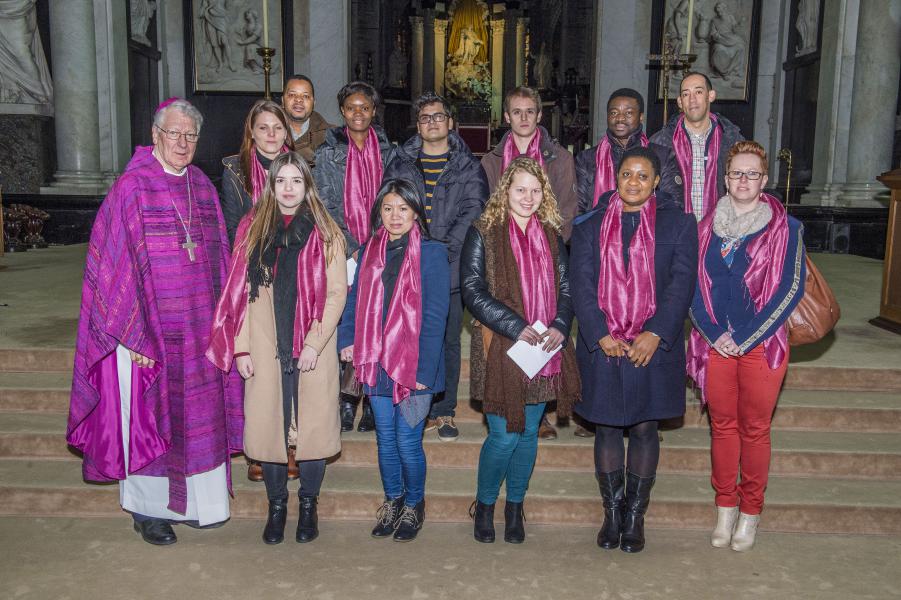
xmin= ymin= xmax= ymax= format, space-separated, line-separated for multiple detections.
xmin=250 ymin=146 xmax=291 ymax=204
xmin=508 ymin=215 xmax=561 ymax=378
xmin=672 ymin=114 xmax=721 ymax=219
xmin=596 ymin=192 xmax=657 ymax=343
xmin=592 ymin=133 xmax=650 ymax=208
xmin=343 ymin=128 xmax=383 ymax=246
xmin=502 ymin=128 xmax=545 ymax=172
xmin=353 ymin=226 xmax=423 ymax=402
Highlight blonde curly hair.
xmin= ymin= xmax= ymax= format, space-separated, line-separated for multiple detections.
xmin=479 ymin=157 xmax=563 ymax=232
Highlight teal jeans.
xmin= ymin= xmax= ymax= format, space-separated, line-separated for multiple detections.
xmin=476 ymin=402 xmax=546 ymax=504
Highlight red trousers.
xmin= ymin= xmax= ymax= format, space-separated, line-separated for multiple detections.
xmin=705 ymin=345 xmax=787 ymax=515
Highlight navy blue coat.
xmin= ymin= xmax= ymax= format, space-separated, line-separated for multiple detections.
xmin=337 ymin=238 xmax=450 ymax=397
xmin=571 ymin=191 xmax=698 ymax=426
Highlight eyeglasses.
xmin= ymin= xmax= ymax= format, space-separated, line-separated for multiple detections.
xmin=726 ymin=170 xmax=763 ymax=180
xmin=156 ymin=126 xmax=199 ymax=144
xmin=417 ymin=113 xmax=449 ymax=124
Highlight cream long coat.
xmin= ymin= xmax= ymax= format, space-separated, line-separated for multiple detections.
xmin=235 ymin=239 xmax=347 ymax=463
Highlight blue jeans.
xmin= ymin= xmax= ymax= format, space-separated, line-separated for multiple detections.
xmin=476 ymin=403 xmax=546 ymax=504
xmin=369 ymin=395 xmax=428 ymax=506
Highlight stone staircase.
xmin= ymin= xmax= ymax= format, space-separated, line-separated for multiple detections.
xmin=1 ymin=345 xmax=901 ymax=535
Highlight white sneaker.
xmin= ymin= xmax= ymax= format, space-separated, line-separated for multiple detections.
xmin=710 ymin=506 xmax=739 ymax=548
xmin=730 ymin=512 xmax=760 ymax=552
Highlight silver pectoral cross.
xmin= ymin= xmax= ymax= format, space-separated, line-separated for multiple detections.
xmin=182 ymin=233 xmax=197 ymax=262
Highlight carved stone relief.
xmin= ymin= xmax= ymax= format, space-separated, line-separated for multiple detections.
xmin=0 ymin=0 xmax=52 ymax=107
xmin=130 ymin=0 xmax=157 ymax=47
xmin=795 ymin=0 xmax=820 ymax=56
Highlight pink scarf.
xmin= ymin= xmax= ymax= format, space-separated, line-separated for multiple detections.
xmin=353 ymin=226 xmax=423 ymax=403
xmin=508 ymin=215 xmax=561 ymax=378
xmin=687 ymin=193 xmax=789 ymax=399
xmin=592 ymin=132 xmax=650 ymax=208
xmin=250 ymin=146 xmax=290 ymax=203
xmin=502 ymin=129 xmax=545 ymax=172
xmin=673 ymin=114 xmax=721 ymax=219
xmin=597 ymin=193 xmax=657 ymax=342
xmin=206 ymin=213 xmax=327 ymax=371
xmin=343 ymin=127 xmax=383 ymax=246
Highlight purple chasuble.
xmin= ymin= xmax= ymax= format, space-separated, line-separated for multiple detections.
xmin=67 ymin=146 xmax=244 ymax=514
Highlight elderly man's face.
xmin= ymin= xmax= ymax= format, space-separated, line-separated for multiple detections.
xmin=152 ymin=109 xmax=199 ymax=172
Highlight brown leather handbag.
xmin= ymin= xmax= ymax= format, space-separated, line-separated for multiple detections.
xmin=787 ymin=255 xmax=841 ymax=346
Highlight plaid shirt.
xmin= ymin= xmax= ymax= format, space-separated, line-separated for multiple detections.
xmin=688 ymin=124 xmax=712 ymax=222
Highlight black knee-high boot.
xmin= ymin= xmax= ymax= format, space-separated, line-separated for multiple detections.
xmin=597 ymin=468 xmax=625 ymax=549
xmin=620 ymin=471 xmax=655 ymax=553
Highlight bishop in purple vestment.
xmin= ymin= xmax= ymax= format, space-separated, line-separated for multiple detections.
xmin=67 ymin=99 xmax=244 ymax=545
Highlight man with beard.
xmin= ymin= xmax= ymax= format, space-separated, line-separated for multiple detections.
xmin=282 ymin=74 xmax=333 ymax=166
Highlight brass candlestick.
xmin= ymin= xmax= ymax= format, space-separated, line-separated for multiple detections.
xmin=777 ymin=148 xmax=793 ymax=205
xmin=648 ymin=33 xmax=696 ymax=124
xmin=256 ymin=47 xmax=276 ymax=99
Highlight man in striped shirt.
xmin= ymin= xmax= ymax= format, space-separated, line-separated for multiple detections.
xmin=385 ymin=92 xmax=489 ymax=441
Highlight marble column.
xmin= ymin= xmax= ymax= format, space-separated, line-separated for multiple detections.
xmin=839 ymin=0 xmax=901 ymax=206
xmin=490 ymin=17 xmax=505 ymax=124
xmin=434 ymin=18 xmax=448 ymax=96
xmin=800 ymin=0 xmax=860 ymax=206
xmin=94 ymin=0 xmax=132 ymax=179
xmin=307 ymin=0 xmax=350 ymax=126
xmin=515 ymin=17 xmax=528 ymax=86
xmin=43 ymin=0 xmax=106 ymax=194
xmin=410 ymin=16 xmax=424 ymax=101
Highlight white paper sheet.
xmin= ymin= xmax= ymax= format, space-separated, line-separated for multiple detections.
xmin=505 ymin=320 xmax=561 ymax=379
xmin=347 ymin=257 xmax=358 ymax=286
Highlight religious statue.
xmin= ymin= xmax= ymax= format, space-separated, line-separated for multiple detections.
xmin=0 ymin=0 xmax=52 ymax=106
xmin=535 ymin=42 xmax=553 ymax=90
xmin=697 ymin=2 xmax=746 ymax=86
xmin=664 ymin=0 xmax=691 ymax=56
xmin=387 ymin=30 xmax=408 ymax=89
xmin=445 ymin=0 xmax=490 ymax=102
xmin=795 ymin=0 xmax=820 ymax=56
xmin=130 ymin=0 xmax=157 ymax=47
xmin=234 ymin=8 xmax=263 ymax=73
xmin=198 ymin=0 xmax=236 ymax=73
xmin=454 ymin=26 xmax=484 ymax=66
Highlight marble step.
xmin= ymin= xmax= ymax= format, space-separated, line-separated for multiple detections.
xmin=3 ymin=346 xmax=901 ymax=392
xmin=2 ymin=413 xmax=900 ymax=480
xmin=0 ymin=459 xmax=898 ymax=535
xmin=3 ymin=371 xmax=901 ymax=434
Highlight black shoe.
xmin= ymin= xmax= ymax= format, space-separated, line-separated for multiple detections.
xmin=357 ymin=399 xmax=375 ymax=432
xmin=469 ymin=500 xmax=495 ymax=543
xmin=340 ymin=397 xmax=357 ymax=432
xmin=393 ymin=500 xmax=425 ymax=542
xmin=263 ymin=500 xmax=288 ymax=545
xmin=177 ymin=519 xmax=227 ymax=530
xmin=371 ymin=495 xmax=405 ymax=538
xmin=133 ymin=518 xmax=177 ymax=545
xmin=596 ymin=468 xmax=625 ymax=549
xmin=620 ymin=471 xmax=655 ymax=553
xmin=296 ymin=496 xmax=319 ymax=543
xmin=503 ymin=501 xmax=525 ymax=544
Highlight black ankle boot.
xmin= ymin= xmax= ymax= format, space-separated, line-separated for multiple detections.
xmin=470 ymin=500 xmax=495 ymax=543
xmin=372 ymin=495 xmax=405 ymax=538
xmin=503 ymin=501 xmax=525 ymax=544
xmin=597 ymin=468 xmax=625 ymax=549
xmin=296 ymin=496 xmax=319 ymax=543
xmin=620 ymin=471 xmax=655 ymax=553
xmin=357 ymin=399 xmax=375 ymax=432
xmin=340 ymin=397 xmax=357 ymax=432
xmin=263 ymin=500 xmax=288 ymax=544
xmin=393 ymin=500 xmax=425 ymax=542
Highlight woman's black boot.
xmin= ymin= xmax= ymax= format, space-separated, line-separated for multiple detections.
xmin=620 ymin=471 xmax=655 ymax=553
xmin=340 ymin=396 xmax=357 ymax=432
xmin=503 ymin=501 xmax=525 ymax=544
xmin=296 ymin=496 xmax=319 ymax=543
xmin=470 ymin=500 xmax=496 ymax=543
xmin=597 ymin=468 xmax=625 ymax=549
xmin=262 ymin=500 xmax=288 ymax=544
xmin=371 ymin=495 xmax=405 ymax=538
xmin=393 ymin=500 xmax=425 ymax=542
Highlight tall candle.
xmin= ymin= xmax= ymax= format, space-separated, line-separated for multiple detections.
xmin=684 ymin=0 xmax=694 ymax=54
xmin=262 ymin=0 xmax=269 ymax=48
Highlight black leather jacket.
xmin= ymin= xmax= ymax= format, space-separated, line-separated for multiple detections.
xmin=460 ymin=224 xmax=574 ymax=342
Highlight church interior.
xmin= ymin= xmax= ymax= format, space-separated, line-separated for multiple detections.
xmin=1 ymin=1 xmax=901 ymax=598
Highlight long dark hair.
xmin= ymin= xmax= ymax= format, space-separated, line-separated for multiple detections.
xmin=238 ymin=100 xmax=296 ymax=196
xmin=369 ymin=178 xmax=430 ymax=238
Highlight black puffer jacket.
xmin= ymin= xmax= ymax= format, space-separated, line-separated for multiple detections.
xmin=575 ymin=130 xmax=648 ymax=215
xmin=460 ymin=223 xmax=574 ymax=342
xmin=220 ymin=155 xmax=252 ymax=247
xmin=649 ymin=112 xmax=744 ymax=210
xmin=383 ymin=131 xmax=489 ymax=291
xmin=312 ymin=124 xmax=397 ymax=257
